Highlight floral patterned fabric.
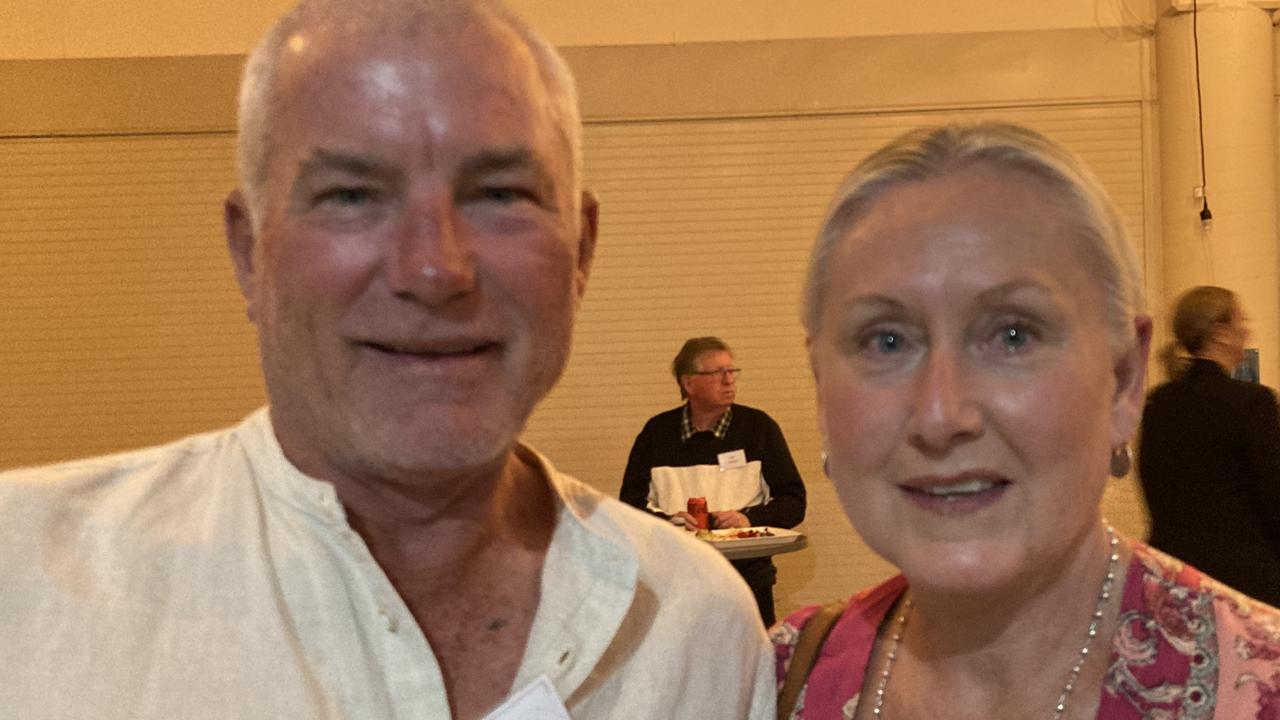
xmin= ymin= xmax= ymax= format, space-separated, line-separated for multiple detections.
xmin=772 ymin=540 xmax=1280 ymax=719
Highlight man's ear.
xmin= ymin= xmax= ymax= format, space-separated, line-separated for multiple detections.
xmin=573 ymin=190 xmax=600 ymax=302
xmin=224 ymin=190 xmax=260 ymax=323
xmin=678 ymin=373 xmax=694 ymax=399
xmin=1111 ymin=314 xmax=1154 ymax=445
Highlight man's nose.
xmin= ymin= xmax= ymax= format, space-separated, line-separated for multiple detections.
xmin=906 ymin=348 xmax=982 ymax=453
xmin=387 ymin=196 xmax=477 ymax=303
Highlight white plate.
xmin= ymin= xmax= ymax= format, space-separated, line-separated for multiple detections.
xmin=701 ymin=526 xmax=801 ymax=551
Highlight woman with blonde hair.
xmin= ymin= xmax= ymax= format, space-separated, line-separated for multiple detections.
xmin=1156 ymin=285 xmax=1245 ymax=379
xmin=1138 ymin=285 xmax=1280 ymax=606
xmin=775 ymin=123 xmax=1280 ymax=719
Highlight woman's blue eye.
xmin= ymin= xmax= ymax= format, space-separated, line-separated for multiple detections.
xmin=998 ymin=325 xmax=1032 ymax=352
xmin=873 ymin=332 xmax=904 ymax=353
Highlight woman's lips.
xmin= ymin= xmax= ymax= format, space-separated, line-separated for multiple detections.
xmin=898 ymin=475 xmax=1012 ymax=515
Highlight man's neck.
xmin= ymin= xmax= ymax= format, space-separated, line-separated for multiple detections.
xmin=339 ymin=450 xmax=558 ymax=720
xmin=336 ymin=450 xmax=556 ymax=575
xmin=688 ymin=403 xmax=729 ymax=432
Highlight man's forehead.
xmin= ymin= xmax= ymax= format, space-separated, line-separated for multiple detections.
xmin=294 ymin=147 xmax=555 ymax=193
xmin=697 ymin=351 xmax=733 ymax=368
xmin=287 ymin=20 xmax=546 ymax=118
xmin=272 ymin=27 xmax=554 ymax=146
xmin=280 ymin=7 xmax=527 ymax=79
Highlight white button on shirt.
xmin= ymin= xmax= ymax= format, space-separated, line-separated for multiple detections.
xmin=0 ymin=409 xmax=774 ymax=719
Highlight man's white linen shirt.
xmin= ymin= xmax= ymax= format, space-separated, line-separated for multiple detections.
xmin=0 ymin=409 xmax=774 ymax=719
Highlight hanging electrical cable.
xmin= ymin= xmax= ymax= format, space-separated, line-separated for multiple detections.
xmin=1193 ymin=0 xmax=1213 ymax=230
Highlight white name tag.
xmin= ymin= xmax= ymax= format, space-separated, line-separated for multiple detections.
xmin=717 ymin=449 xmax=748 ymax=471
xmin=482 ymin=676 xmax=570 ymax=720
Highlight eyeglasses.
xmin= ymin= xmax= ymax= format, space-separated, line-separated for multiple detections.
xmin=688 ymin=368 xmax=742 ymax=380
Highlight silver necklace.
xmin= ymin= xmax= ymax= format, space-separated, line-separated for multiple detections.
xmin=870 ymin=525 xmax=1121 ymax=719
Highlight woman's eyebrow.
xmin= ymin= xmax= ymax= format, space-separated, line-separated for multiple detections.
xmin=973 ymin=279 xmax=1054 ymax=303
xmin=839 ymin=294 xmax=908 ymax=316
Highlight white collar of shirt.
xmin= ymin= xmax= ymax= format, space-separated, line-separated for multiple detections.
xmin=235 ymin=408 xmax=642 ymax=708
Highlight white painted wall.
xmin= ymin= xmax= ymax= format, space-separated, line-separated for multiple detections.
xmin=2 ymin=0 xmax=1156 ymax=60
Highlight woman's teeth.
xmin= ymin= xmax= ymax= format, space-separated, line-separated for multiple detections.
xmin=920 ymin=480 xmax=998 ymax=498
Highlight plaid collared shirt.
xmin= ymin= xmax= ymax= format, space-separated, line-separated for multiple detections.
xmin=680 ymin=403 xmax=733 ymax=442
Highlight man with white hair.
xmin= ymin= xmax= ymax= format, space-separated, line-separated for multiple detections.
xmin=0 ymin=2 xmax=774 ymax=718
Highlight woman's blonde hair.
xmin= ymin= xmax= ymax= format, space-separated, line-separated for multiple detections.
xmin=802 ymin=122 xmax=1144 ymax=351
xmin=1160 ymin=285 xmax=1238 ymax=379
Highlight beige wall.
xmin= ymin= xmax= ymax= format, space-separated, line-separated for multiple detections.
xmin=2 ymin=19 xmax=1164 ymax=618
xmin=8 ymin=0 xmax=1278 ymax=621
xmin=15 ymin=0 xmax=1280 ymax=619
xmin=3 ymin=0 xmax=1157 ymax=59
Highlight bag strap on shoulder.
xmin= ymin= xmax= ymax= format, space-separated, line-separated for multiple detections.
xmin=777 ymin=598 xmax=848 ymax=720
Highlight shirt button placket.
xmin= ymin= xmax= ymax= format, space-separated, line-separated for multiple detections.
xmin=378 ymin=604 xmax=400 ymax=634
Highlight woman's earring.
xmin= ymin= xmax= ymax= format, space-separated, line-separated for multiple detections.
xmin=1109 ymin=444 xmax=1132 ymax=478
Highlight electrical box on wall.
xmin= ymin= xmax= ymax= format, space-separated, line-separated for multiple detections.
xmin=1159 ymin=0 xmax=1207 ymax=12
xmin=1161 ymin=0 xmax=1280 ymax=13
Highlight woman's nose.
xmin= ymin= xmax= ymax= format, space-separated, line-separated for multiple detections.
xmin=907 ymin=348 xmax=983 ymax=453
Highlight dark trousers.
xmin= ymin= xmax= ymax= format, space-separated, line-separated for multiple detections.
xmin=730 ymin=557 xmax=777 ymax=627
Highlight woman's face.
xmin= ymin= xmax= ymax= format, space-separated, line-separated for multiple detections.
xmin=808 ymin=162 xmax=1150 ymax=595
xmin=1218 ymin=304 xmax=1251 ymax=369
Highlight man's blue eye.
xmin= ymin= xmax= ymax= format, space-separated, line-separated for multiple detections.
xmin=323 ymin=188 xmax=372 ymax=205
xmin=479 ymin=186 xmax=534 ymax=204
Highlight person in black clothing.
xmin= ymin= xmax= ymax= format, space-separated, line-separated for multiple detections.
xmin=621 ymin=337 xmax=806 ymax=626
xmin=1138 ymin=285 xmax=1280 ymax=605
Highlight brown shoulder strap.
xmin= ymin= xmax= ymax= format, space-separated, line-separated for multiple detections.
xmin=777 ymin=598 xmax=848 ymax=720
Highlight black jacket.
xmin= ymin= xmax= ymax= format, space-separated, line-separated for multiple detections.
xmin=1138 ymin=358 xmax=1280 ymax=605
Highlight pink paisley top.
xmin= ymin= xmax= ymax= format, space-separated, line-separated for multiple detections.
xmin=772 ymin=541 xmax=1280 ymax=719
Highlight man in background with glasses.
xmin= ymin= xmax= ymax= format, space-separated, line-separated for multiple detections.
xmin=621 ymin=336 xmax=807 ymax=626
